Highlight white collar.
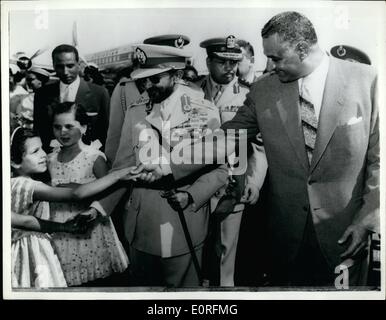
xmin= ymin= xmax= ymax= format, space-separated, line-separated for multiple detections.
xmin=60 ymin=75 xmax=80 ymax=90
xmin=298 ymin=52 xmax=330 ymax=117
xmin=242 ymin=70 xmax=256 ymax=84
xmin=209 ymin=75 xmax=237 ymax=90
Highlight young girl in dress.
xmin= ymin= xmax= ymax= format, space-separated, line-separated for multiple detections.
xmin=48 ymin=102 xmax=129 ymax=286
xmin=11 ymin=127 xmax=134 ymax=288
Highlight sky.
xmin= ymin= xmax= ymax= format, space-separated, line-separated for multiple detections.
xmin=5 ymin=0 xmax=386 ymax=73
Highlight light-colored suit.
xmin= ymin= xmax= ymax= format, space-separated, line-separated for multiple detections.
xmin=171 ymin=57 xmax=379 ymax=280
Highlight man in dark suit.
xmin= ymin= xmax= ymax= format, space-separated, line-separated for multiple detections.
xmin=133 ymin=11 xmax=379 ymax=287
xmin=33 ymin=44 xmax=110 ymax=152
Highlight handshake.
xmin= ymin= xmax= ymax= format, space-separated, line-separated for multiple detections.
xmin=120 ymin=163 xmax=167 ymax=183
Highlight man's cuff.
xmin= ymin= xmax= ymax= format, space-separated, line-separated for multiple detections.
xmin=90 ymin=201 xmax=107 ymax=217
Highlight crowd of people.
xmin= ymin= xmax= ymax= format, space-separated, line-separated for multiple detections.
xmin=9 ymin=11 xmax=380 ymax=289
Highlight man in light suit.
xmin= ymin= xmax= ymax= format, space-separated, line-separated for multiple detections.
xmin=34 ymin=44 xmax=110 ymax=152
xmin=134 ymin=11 xmax=379 ymax=287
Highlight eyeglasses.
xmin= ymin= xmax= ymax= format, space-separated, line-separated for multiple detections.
xmin=148 ymin=72 xmax=171 ymax=84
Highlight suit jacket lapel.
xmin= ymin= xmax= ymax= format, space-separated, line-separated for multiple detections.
xmin=53 ymin=83 xmax=60 ymax=99
xmin=75 ymin=78 xmax=91 ymax=108
xmin=145 ymin=104 xmax=163 ymax=131
xmin=310 ymin=58 xmax=346 ymax=172
xmin=276 ymin=80 xmax=309 ymax=171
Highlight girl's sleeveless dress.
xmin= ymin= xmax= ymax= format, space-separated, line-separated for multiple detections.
xmin=48 ymin=144 xmax=129 ymax=286
xmin=11 ymin=176 xmax=67 ymax=288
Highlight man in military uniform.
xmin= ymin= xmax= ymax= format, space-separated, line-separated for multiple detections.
xmin=198 ymin=36 xmax=267 ymax=286
xmin=85 ymin=40 xmax=228 ymax=287
xmin=106 ymin=34 xmax=191 ymax=165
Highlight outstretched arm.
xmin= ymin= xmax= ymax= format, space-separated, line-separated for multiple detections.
xmin=33 ymin=166 xmax=138 ymax=202
xmin=12 ymin=212 xmax=87 ymax=234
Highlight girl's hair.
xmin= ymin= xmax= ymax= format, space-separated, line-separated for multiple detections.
xmin=10 ymin=127 xmax=38 ymax=164
xmin=51 ymin=102 xmax=91 ymax=144
xmin=52 ymin=102 xmax=89 ymax=126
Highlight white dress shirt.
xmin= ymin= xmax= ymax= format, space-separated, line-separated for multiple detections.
xmin=298 ymin=52 xmax=330 ymax=121
xmin=60 ymin=76 xmax=80 ymax=102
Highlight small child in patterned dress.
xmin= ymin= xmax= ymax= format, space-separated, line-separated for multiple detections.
xmin=48 ymin=102 xmax=130 ymax=286
xmin=10 ymin=127 xmax=134 ymax=288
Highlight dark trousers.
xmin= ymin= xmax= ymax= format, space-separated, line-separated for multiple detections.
xmin=128 ymin=245 xmax=203 ymax=287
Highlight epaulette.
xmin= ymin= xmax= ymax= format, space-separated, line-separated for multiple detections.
xmin=132 ymin=95 xmax=150 ymax=105
xmin=123 ymin=97 xmax=151 ymax=112
xmin=184 ymin=81 xmax=203 ymax=92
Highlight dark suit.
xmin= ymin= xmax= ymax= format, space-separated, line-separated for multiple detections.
xmin=33 ymin=78 xmax=110 ymax=151
xmin=170 ymin=57 xmax=379 ymax=285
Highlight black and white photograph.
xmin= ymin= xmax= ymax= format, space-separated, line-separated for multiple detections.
xmin=2 ymin=0 xmax=385 ymax=301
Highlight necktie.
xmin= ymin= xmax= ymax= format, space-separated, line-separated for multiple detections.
xmin=61 ymin=85 xmax=70 ymax=102
xmin=213 ymin=85 xmax=223 ymax=105
xmin=299 ymin=82 xmax=318 ymax=164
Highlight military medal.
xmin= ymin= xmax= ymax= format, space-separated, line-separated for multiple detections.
xmin=181 ymin=94 xmax=192 ymax=113
xmin=233 ymin=83 xmax=240 ymax=94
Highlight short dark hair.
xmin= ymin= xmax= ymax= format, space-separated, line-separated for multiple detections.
xmin=261 ymin=11 xmax=317 ymax=46
xmin=237 ymin=40 xmax=254 ymax=59
xmin=11 ymin=70 xmax=25 ymax=83
xmin=11 ymin=128 xmax=38 ymax=164
xmin=52 ymin=44 xmax=79 ymax=62
xmin=184 ymin=65 xmax=198 ymax=76
xmin=52 ymin=102 xmax=89 ymax=126
xmin=84 ymin=66 xmax=105 ymax=85
xmin=27 ymin=70 xmax=49 ymax=85
xmin=52 ymin=102 xmax=92 ymax=144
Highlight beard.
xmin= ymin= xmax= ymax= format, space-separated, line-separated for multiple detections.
xmin=148 ymin=86 xmax=174 ymax=104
